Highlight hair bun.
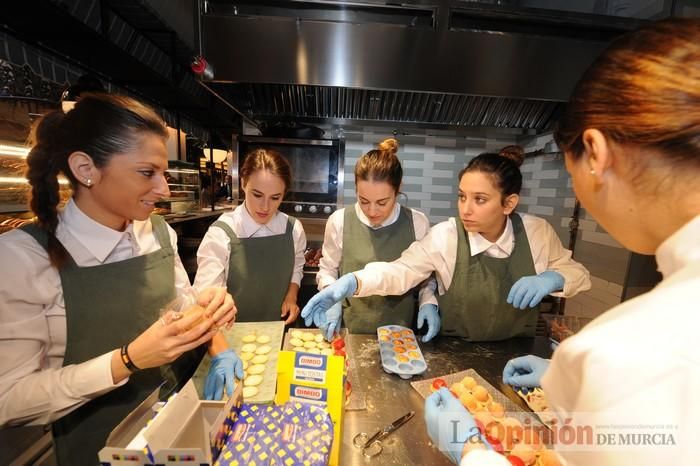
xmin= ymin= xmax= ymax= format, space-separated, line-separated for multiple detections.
xmin=377 ymin=138 xmax=399 ymax=155
xmin=498 ymin=145 xmax=525 ymax=167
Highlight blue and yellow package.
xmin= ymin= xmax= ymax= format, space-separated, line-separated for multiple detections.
xmin=215 ymin=402 xmax=333 ymax=466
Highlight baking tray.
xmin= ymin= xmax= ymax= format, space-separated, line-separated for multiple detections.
xmin=192 ymin=321 xmax=285 ymax=404
xmin=410 ymin=368 xmax=544 ymax=428
xmin=377 ymin=325 xmax=427 ymax=379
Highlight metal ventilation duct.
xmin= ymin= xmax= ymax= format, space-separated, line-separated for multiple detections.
xmin=201 ymin=1 xmax=645 ymax=133
xmin=208 ymin=82 xmax=564 ymax=131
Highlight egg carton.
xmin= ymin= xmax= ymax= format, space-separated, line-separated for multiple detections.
xmin=377 ymin=325 xmax=427 ymax=379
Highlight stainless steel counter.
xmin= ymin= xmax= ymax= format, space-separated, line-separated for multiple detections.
xmin=341 ymin=335 xmax=552 ymax=466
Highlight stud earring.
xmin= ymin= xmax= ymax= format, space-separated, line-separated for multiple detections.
xmin=86 ymin=178 xmax=92 ymax=187
xmin=589 ymin=169 xmax=596 ymax=175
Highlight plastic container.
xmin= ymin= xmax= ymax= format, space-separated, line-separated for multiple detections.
xmin=377 ymin=325 xmax=427 ymax=379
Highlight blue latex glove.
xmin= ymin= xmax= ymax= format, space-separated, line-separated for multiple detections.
xmin=417 ymin=304 xmax=441 ymax=342
xmin=425 ymin=387 xmax=489 ymax=463
xmin=203 ymin=349 xmax=244 ymax=400
xmin=507 ymin=271 xmax=564 ymax=310
xmin=318 ymin=302 xmax=343 ymax=341
xmin=502 ymin=355 xmax=550 ymax=391
xmin=301 ymin=273 xmax=357 ymax=328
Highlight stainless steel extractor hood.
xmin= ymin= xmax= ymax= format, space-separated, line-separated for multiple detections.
xmin=199 ymin=1 xmax=646 ymax=133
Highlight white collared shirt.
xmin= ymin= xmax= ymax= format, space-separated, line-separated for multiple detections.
xmin=355 ymin=213 xmax=591 ymax=299
xmin=0 ymin=200 xmax=191 ymax=427
xmin=193 ymin=203 xmax=307 ymax=290
xmin=317 ymin=202 xmax=437 ymax=306
xmin=537 ymin=214 xmax=700 ymax=466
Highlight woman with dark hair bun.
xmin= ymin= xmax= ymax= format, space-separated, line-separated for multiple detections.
xmin=303 ymin=146 xmax=590 ymax=345
xmin=194 ymin=148 xmax=307 ymax=326
xmin=0 ymin=94 xmax=238 ymax=466
xmin=312 ymin=138 xmax=435 ymax=341
xmin=426 ymin=18 xmax=700 ymax=466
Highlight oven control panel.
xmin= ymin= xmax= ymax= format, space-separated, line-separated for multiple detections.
xmin=280 ymin=201 xmax=336 ymax=218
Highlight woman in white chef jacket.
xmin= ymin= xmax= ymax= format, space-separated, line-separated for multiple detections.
xmin=195 ymin=148 xmax=307 ymax=324
xmin=312 ymin=138 xmax=437 ymax=340
xmin=302 ymin=149 xmax=591 ymax=342
xmin=0 ymin=94 xmax=236 ymax=466
xmin=424 ymin=17 xmax=700 ymax=466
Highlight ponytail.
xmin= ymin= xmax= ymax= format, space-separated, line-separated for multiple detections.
xmin=26 ymin=112 xmax=73 ymax=268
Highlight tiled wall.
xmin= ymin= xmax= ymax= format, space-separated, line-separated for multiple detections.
xmin=340 ymin=126 xmax=514 ymax=223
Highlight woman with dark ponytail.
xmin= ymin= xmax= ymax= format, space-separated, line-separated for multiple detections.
xmin=0 ymin=94 xmax=239 ymax=465
xmin=303 ymin=145 xmax=590 ymax=343
xmin=310 ymin=138 xmax=435 ymax=341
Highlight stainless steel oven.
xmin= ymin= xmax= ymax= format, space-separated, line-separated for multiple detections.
xmin=234 ymin=135 xmax=345 ymax=219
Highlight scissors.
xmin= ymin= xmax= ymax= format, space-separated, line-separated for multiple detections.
xmin=352 ymin=411 xmax=415 ymax=458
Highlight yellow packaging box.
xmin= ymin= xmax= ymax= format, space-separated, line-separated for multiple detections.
xmin=275 ymin=350 xmax=345 ymax=466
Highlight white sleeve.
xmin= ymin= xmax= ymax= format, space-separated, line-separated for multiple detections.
xmin=193 ymin=219 xmax=231 ymax=291
xmin=525 ymin=215 xmax=591 ymax=297
xmin=412 ymin=209 xmax=439 ymax=307
xmin=0 ymin=232 xmax=126 ymax=427
xmin=316 ymin=210 xmax=344 ymax=290
xmin=354 ymin=221 xmax=455 ymax=298
xmin=291 ymin=219 xmax=307 ymax=286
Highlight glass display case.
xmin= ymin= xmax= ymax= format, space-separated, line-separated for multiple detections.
xmin=156 ymin=162 xmax=201 ymax=214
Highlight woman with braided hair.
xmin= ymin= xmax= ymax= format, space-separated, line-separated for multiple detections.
xmin=0 ymin=94 xmax=239 ymax=465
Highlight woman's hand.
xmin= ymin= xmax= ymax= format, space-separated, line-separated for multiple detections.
xmin=197 ymin=287 xmax=236 ymax=329
xmin=111 ymin=310 xmax=218 ymax=383
xmin=281 ymin=298 xmax=300 ymax=325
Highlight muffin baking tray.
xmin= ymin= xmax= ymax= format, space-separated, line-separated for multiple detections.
xmin=377 ymin=325 xmax=427 ymax=379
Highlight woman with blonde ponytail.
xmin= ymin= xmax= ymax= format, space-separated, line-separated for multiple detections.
xmin=0 ymin=94 xmax=239 ymax=465
xmin=311 ymin=138 xmax=436 ymax=341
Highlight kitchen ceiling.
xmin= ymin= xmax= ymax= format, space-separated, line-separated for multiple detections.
xmin=201 ymin=0 xmax=647 ymax=135
xmin=2 ymin=1 xmax=650 ymax=139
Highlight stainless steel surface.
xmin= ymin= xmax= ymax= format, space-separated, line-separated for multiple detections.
xmin=340 ymin=334 xmax=551 ymax=465
xmin=199 ymin=1 xmax=646 ymax=132
xmin=353 ymin=410 xmax=415 ymax=458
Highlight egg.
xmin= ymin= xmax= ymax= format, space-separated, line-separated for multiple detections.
xmin=459 ymin=392 xmax=479 ymax=413
xmin=450 ymin=382 xmax=467 ymax=396
xmin=472 ymin=385 xmax=490 ymax=403
xmin=540 ymin=449 xmax=562 ymax=466
xmin=510 ymin=443 xmax=536 ymax=466
xmin=488 ymin=401 xmax=505 ymax=418
xmin=461 ymin=376 xmax=477 ymax=390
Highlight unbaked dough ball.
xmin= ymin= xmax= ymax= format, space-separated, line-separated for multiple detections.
xmin=301 ymin=332 xmax=314 ymax=342
xmin=242 ymin=386 xmax=258 ymax=398
xmin=290 ymin=337 xmax=304 ymax=347
xmin=256 ymin=335 xmax=271 ymax=344
xmin=255 ymin=345 xmax=271 ymax=355
xmin=244 ymin=374 xmax=263 ymax=386
xmin=240 ymin=352 xmax=255 ymax=362
xmin=247 ymin=364 xmax=265 ymax=375
xmin=251 ymin=354 xmax=268 ymax=364
xmin=241 ymin=343 xmax=257 ymax=353
xmin=242 ymin=334 xmax=257 ymax=343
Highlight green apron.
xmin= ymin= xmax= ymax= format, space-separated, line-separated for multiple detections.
xmin=21 ymin=215 xmax=203 ymax=466
xmin=437 ymin=214 xmax=539 ymax=341
xmin=214 ymin=217 xmax=295 ymax=322
xmin=340 ymin=206 xmax=417 ymax=333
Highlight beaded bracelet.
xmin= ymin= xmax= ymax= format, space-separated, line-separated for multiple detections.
xmin=120 ymin=344 xmax=141 ymax=372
